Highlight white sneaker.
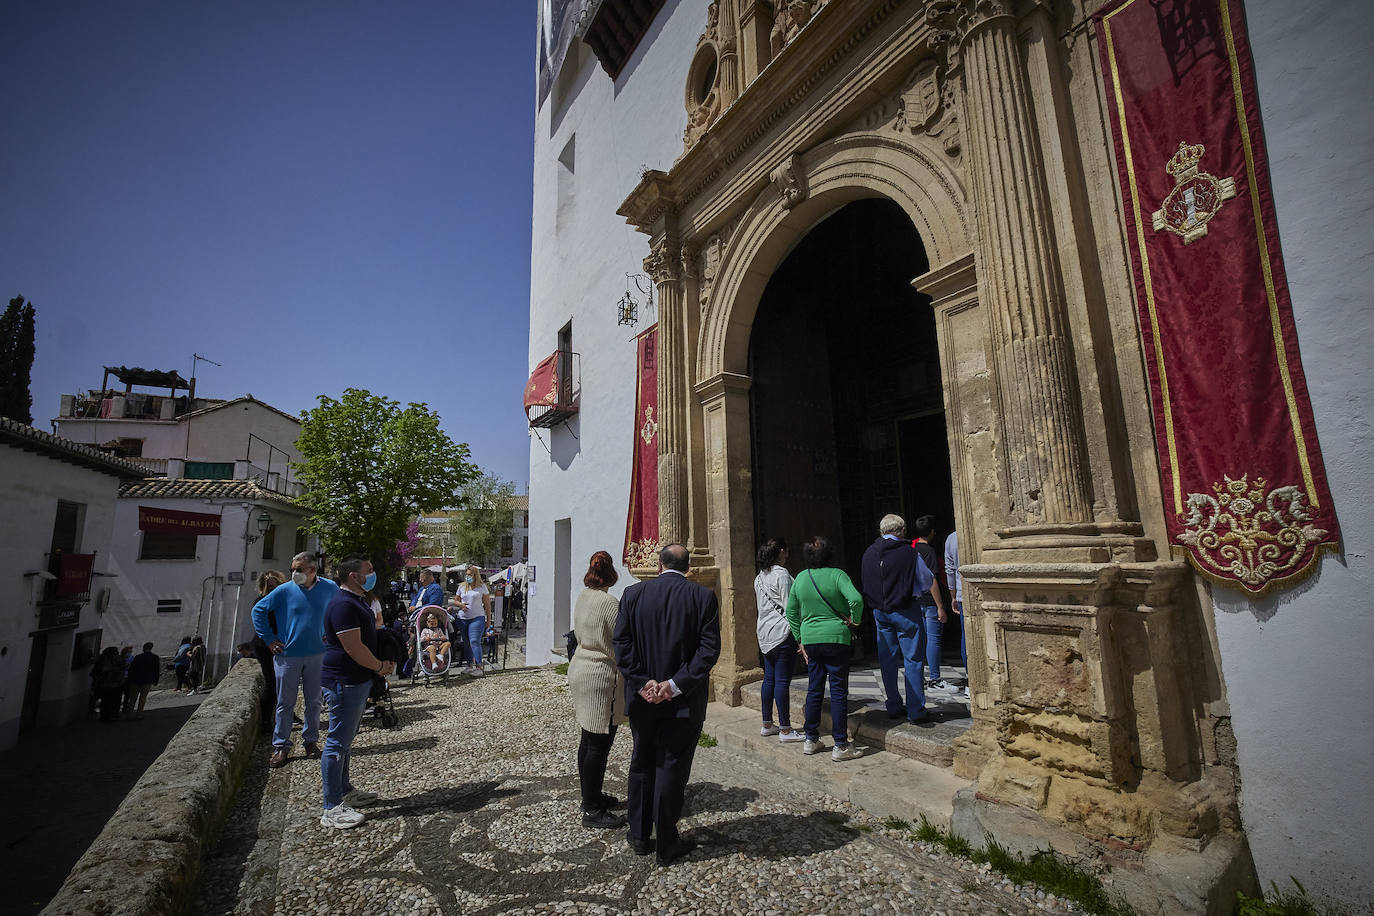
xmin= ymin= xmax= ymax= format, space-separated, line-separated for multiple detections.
xmin=961 ymin=686 xmax=971 ymax=699
xmin=803 ymin=738 xmax=824 ymax=755
xmin=343 ymin=788 xmax=379 ymax=808
xmin=778 ymin=730 xmax=805 ymax=743
xmin=832 ymin=744 xmax=864 ymax=762
xmin=320 ymin=805 xmax=366 ymax=829
xmin=760 ymin=724 xmax=781 ymax=737
xmin=927 ymin=679 xmax=953 ymax=691
xmin=470 ymin=666 xmax=485 ymax=677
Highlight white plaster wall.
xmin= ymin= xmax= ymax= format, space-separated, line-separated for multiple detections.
xmin=0 ymin=447 xmax=120 ymax=750
xmin=105 ymin=498 xmax=310 ymax=683
xmin=526 ymin=0 xmax=700 ymax=664
xmin=1209 ymin=0 xmax=1374 ymax=904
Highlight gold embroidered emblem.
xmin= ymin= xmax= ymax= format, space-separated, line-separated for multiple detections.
xmin=1151 ymin=141 xmax=1237 ymax=244
xmin=1175 ymin=474 xmax=1329 ymax=592
xmin=640 ymin=406 xmax=658 ymax=446
xmin=624 ymin=538 xmax=660 ymax=570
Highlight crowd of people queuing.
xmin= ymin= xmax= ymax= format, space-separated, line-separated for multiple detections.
xmin=88 ymin=641 xmax=163 ymax=721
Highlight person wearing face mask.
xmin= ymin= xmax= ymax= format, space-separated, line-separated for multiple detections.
xmin=319 ymin=555 xmax=394 ymax=829
xmin=252 ymin=551 xmax=340 ymax=768
xmin=453 ymin=565 xmax=493 ymax=676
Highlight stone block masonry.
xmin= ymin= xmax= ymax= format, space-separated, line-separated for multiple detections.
xmin=42 ymin=661 xmax=263 ymax=916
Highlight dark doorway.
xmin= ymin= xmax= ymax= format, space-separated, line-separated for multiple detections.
xmin=21 ymin=633 xmax=47 ymax=733
xmin=749 ymin=198 xmax=955 ymax=655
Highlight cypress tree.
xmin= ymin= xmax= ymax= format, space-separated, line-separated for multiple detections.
xmin=0 ymin=296 xmax=36 ymax=424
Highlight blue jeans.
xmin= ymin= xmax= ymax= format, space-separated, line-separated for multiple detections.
xmin=272 ymin=653 xmax=323 ymax=749
xmin=924 ymin=605 xmax=944 ymax=681
xmin=464 ymin=616 xmax=487 ymax=667
xmin=760 ymin=639 xmax=796 ymax=728
xmin=320 ymin=680 xmax=371 ymax=809
xmin=954 ymin=600 xmax=967 ymax=669
xmin=873 ymin=607 xmax=928 ymax=721
xmin=802 ymin=643 xmax=851 ymax=745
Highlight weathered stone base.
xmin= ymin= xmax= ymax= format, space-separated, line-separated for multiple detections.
xmin=951 ymin=786 xmax=1258 ymax=916
xmin=43 ymin=661 xmax=263 ymax=916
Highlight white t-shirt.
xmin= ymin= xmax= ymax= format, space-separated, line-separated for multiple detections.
xmin=456 ymin=584 xmax=489 ymax=620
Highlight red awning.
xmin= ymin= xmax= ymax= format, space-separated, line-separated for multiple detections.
xmin=138 ymin=506 xmax=221 ymax=536
xmin=524 ymin=352 xmax=560 ymax=418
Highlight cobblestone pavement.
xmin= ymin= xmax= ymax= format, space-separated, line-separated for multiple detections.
xmin=198 ymin=667 xmax=1079 ymax=915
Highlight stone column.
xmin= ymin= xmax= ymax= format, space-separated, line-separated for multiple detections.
xmin=645 ymin=237 xmax=689 ymax=549
xmin=716 ymin=0 xmax=741 ymax=107
xmin=956 ymin=1 xmax=1091 ymax=528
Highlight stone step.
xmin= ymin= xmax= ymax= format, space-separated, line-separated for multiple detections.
xmin=702 ymin=702 xmax=972 ymax=829
xmin=738 ymin=678 xmax=968 ymax=768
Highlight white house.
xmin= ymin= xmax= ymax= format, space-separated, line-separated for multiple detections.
xmin=525 ymin=0 xmax=1374 ymax=906
xmin=107 ymin=478 xmax=312 ymax=685
xmin=0 ymin=419 xmax=146 ymax=750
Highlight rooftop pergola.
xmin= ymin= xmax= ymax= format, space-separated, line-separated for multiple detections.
xmin=100 ymin=366 xmax=192 ymax=394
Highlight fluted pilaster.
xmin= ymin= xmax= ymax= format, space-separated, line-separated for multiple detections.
xmin=958 ymin=4 xmax=1091 ymax=525
xmin=717 ymin=0 xmax=740 ymax=107
xmin=645 ymin=239 xmax=689 ymax=547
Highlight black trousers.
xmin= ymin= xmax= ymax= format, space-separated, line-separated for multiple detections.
xmin=627 ymin=713 xmax=701 ymax=854
xmin=577 ymin=724 xmax=618 ymax=812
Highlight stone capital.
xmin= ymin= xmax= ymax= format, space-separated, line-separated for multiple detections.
xmin=644 ymin=239 xmax=682 ymax=285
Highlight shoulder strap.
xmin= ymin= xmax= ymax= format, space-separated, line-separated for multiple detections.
xmin=807 ymin=570 xmax=851 ymax=625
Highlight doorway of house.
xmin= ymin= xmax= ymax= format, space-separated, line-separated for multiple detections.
xmin=748 ymin=198 xmax=956 ymax=661
xmin=21 ymin=633 xmax=48 ymax=733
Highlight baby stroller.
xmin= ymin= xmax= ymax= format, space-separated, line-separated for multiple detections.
xmin=411 ymin=604 xmax=453 ymax=686
xmin=369 ymin=625 xmax=406 ymax=728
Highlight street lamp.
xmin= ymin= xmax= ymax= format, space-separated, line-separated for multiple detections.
xmin=248 ymin=510 xmax=273 ymax=544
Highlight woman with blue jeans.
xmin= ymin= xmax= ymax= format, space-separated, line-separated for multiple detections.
xmin=454 ymin=565 xmax=493 ymax=676
xmin=754 ymin=538 xmax=803 ymax=743
xmin=784 ymin=536 xmax=866 ymax=762
xmin=319 ymin=556 xmax=394 ymax=830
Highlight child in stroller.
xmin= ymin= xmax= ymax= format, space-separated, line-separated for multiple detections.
xmin=418 ymin=609 xmax=452 ymax=670
xmin=411 ymin=605 xmax=453 ymax=684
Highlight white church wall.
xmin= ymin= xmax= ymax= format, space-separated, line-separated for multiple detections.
xmin=1210 ymin=0 xmax=1374 ymax=904
xmin=527 ymin=0 xmax=700 ymax=665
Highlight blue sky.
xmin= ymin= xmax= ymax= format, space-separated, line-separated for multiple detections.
xmin=1 ymin=2 xmax=535 ymax=488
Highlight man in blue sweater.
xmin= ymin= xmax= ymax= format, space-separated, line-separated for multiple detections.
xmin=253 ymin=551 xmax=339 ymax=767
xmin=408 ymin=567 xmax=445 ymax=621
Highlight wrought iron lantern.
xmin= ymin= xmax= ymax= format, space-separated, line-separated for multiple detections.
xmin=617 ymin=273 xmax=654 ymax=327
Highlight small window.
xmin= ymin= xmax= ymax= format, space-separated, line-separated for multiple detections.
xmin=522 ymin=536 xmax=529 ymax=559
xmin=156 ymin=598 xmax=182 ymax=613
xmin=294 ymin=527 xmax=306 ymax=556
xmin=262 ymin=524 xmax=277 ymax=560
xmin=140 ymin=531 xmax=198 ymax=560
xmin=522 ymin=511 xmax=529 ymax=529
xmin=501 ymin=536 xmax=514 ymax=556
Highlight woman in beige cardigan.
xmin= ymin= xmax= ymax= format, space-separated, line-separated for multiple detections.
xmin=567 ymin=550 xmax=627 ymax=829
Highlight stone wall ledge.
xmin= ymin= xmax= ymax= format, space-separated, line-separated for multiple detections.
xmin=42 ymin=661 xmax=263 ymax=916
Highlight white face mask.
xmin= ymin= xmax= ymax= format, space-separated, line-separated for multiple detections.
xmin=292 ymin=570 xmax=310 ymax=586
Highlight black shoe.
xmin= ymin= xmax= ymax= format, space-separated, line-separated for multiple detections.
xmin=627 ymin=834 xmax=654 ymax=856
xmin=656 ymin=838 xmax=699 ymax=867
xmin=582 ymin=809 xmax=626 ymax=829
xmin=886 ymin=709 xmax=905 ymax=720
xmin=598 ymin=792 xmax=624 ymax=809
xmin=908 ymin=714 xmax=935 ymax=728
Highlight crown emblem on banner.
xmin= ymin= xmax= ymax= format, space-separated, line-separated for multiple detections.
xmin=1165 ymin=141 xmax=1207 ymax=177
xmin=1152 ymin=140 xmax=1237 ymax=244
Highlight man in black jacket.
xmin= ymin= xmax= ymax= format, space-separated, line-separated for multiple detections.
xmin=860 ymin=514 xmax=941 ymax=726
xmin=613 ymin=543 xmax=721 ymax=866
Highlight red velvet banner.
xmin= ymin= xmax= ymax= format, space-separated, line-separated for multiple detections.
xmin=524 ymin=351 xmax=560 ymax=417
xmin=624 ymin=324 xmax=659 ymax=569
xmin=1095 ymin=0 xmax=1340 ymax=595
xmin=56 ymin=553 xmax=94 ymax=598
xmin=138 ymin=506 xmax=221 ymax=536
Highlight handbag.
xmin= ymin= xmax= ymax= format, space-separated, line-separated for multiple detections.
xmin=807 ymin=570 xmax=858 ymax=629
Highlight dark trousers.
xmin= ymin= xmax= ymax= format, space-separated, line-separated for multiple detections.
xmin=760 ymin=639 xmax=796 ymax=727
xmin=577 ymin=724 xmax=618 ymax=812
xmin=174 ymin=665 xmax=191 ymax=690
xmin=627 ymin=712 xmax=701 ymax=855
xmin=803 ymin=642 xmax=851 ymax=745
xmin=98 ymin=687 xmax=123 ymax=720
xmin=254 ymin=646 xmax=277 ymax=730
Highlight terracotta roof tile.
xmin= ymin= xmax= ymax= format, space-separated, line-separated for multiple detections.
xmin=119 ymin=477 xmax=302 ymax=508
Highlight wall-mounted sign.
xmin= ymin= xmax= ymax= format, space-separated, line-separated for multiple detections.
xmin=226 ymin=571 xmax=245 ymax=585
xmin=56 ymin=553 xmax=94 ymax=598
xmin=38 ymin=602 xmax=81 ymax=632
xmin=138 ymin=506 xmax=221 ymax=536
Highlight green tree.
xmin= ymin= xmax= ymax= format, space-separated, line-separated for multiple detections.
xmin=295 ymin=388 xmax=477 ymax=578
xmin=0 ymin=296 xmax=36 ymax=424
xmin=446 ymin=474 xmax=519 ymax=567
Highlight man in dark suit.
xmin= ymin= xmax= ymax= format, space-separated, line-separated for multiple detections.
xmin=612 ymin=543 xmax=721 ymax=866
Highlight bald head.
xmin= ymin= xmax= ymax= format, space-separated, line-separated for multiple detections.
xmin=659 ymin=543 xmax=690 ymax=572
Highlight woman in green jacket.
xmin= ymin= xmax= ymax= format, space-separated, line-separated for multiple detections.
xmin=785 ymin=535 xmax=865 ymax=761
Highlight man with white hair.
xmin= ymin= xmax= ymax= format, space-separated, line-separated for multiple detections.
xmin=410 ymin=567 xmax=445 ymax=621
xmin=860 ymin=514 xmax=939 ymax=727
xmin=252 ymin=551 xmax=339 ymax=767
